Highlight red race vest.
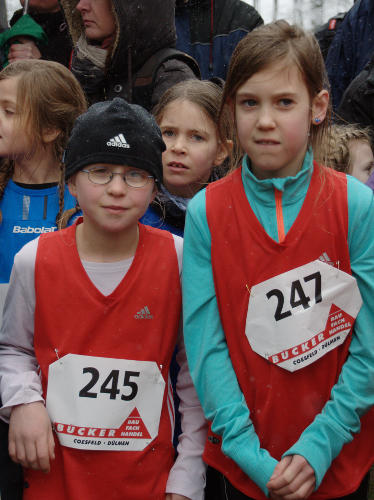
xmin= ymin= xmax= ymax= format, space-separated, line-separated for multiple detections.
xmin=205 ymin=164 xmax=374 ymax=499
xmin=25 ymin=222 xmax=181 ymax=500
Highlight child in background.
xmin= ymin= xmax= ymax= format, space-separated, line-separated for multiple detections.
xmin=183 ymin=20 xmax=374 ymax=500
xmin=0 ymin=59 xmax=86 ymax=301
xmin=0 ymin=98 xmax=206 ymax=500
xmin=141 ymin=78 xmax=231 ymax=455
xmin=315 ymin=123 xmax=374 ymax=183
xmin=141 ymin=79 xmax=231 ymax=236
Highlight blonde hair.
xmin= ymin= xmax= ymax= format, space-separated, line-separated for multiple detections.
xmin=219 ymin=20 xmax=331 ymax=166
xmin=315 ymin=123 xmax=372 ymax=174
xmin=0 ymin=60 xmax=87 ymax=227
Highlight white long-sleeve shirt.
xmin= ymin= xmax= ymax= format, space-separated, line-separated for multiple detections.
xmin=0 ymin=235 xmax=207 ymax=500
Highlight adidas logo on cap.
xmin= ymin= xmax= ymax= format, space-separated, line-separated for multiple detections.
xmin=107 ymin=133 xmax=130 ymax=148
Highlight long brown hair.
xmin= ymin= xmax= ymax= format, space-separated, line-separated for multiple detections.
xmin=0 ymin=60 xmax=87 ymax=226
xmin=219 ymin=20 xmax=331 ymax=166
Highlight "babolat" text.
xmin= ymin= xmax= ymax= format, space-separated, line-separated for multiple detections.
xmin=13 ymin=226 xmax=56 ymax=234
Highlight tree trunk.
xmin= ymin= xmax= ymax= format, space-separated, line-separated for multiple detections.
xmin=293 ymin=0 xmax=303 ymax=27
xmin=0 ymin=0 xmax=8 ymax=32
xmin=310 ymin=0 xmax=323 ymax=30
xmin=273 ymin=0 xmax=278 ymax=21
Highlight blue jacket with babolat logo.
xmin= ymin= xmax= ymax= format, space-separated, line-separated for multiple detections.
xmin=0 ymin=180 xmax=76 ymax=283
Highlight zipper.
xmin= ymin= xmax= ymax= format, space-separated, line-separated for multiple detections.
xmin=274 ymin=188 xmax=285 ymax=243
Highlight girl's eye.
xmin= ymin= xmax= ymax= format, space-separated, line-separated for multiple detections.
xmin=366 ymin=162 xmax=374 ymax=174
xmin=162 ymin=129 xmax=174 ymax=137
xmin=279 ymin=98 xmax=293 ymax=107
xmin=5 ymin=109 xmax=15 ymax=116
xmin=127 ymin=170 xmax=144 ymax=180
xmin=91 ymin=167 xmax=108 ymax=175
xmin=242 ymin=99 xmax=257 ymax=107
xmin=90 ymin=167 xmax=110 ymax=179
xmin=192 ymin=134 xmax=204 ymax=141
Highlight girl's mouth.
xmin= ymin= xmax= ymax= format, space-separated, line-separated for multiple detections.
xmin=255 ymin=139 xmax=280 ymax=145
xmin=167 ymin=162 xmax=188 ymax=170
xmin=103 ymin=206 xmax=126 ymax=212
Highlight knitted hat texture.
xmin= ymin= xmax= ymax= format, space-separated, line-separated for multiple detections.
xmin=64 ymin=98 xmax=165 ymax=184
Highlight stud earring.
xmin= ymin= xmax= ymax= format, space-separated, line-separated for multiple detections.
xmin=314 ymin=117 xmax=321 ymax=124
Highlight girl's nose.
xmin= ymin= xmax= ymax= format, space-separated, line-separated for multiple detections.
xmin=107 ymin=173 xmax=127 ymax=195
xmin=171 ymin=136 xmax=186 ymax=154
xmin=257 ymin=106 xmax=275 ymax=129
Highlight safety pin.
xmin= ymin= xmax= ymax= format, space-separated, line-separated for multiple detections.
xmin=335 ymin=260 xmax=340 ymax=277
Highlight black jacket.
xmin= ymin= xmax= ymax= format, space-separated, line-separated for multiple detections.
xmin=326 ymin=0 xmax=374 ymax=110
xmin=10 ymin=8 xmax=72 ymax=67
xmin=337 ymin=56 xmax=374 ymax=143
xmin=314 ymin=12 xmax=346 ymax=61
xmin=60 ymin=0 xmax=199 ymax=110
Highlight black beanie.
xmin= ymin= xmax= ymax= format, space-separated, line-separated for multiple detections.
xmin=64 ymin=98 xmax=165 ymax=184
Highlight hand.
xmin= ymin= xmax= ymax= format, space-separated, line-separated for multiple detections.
xmin=267 ymin=455 xmax=315 ymax=499
xmin=165 ymin=495 xmax=191 ymax=500
xmin=8 ymin=37 xmax=41 ymax=63
xmin=9 ymin=401 xmax=55 ymax=473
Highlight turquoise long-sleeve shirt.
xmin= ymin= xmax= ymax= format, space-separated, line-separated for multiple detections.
xmin=182 ymin=150 xmax=374 ymax=496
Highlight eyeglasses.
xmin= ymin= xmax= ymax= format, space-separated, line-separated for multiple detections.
xmin=81 ymin=167 xmax=154 ymax=188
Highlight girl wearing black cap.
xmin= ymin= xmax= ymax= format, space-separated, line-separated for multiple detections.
xmin=0 ymin=98 xmax=206 ymax=500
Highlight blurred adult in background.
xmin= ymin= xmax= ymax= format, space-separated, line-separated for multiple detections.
xmin=8 ymin=0 xmax=72 ymax=67
xmin=325 ymin=0 xmax=374 ymax=110
xmin=175 ymin=0 xmax=263 ymax=80
xmin=314 ymin=11 xmax=346 ymax=60
xmin=60 ymin=0 xmax=200 ymax=110
xmin=337 ymin=53 xmax=374 ymax=143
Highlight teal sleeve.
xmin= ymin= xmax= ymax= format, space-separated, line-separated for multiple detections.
xmin=283 ymin=177 xmax=374 ymax=488
xmin=182 ymin=189 xmax=278 ymax=496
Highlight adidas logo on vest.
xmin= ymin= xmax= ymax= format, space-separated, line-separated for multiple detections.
xmin=107 ymin=133 xmax=130 ymax=148
xmin=318 ymin=252 xmax=334 ymax=267
xmin=318 ymin=252 xmax=340 ymax=269
xmin=134 ymin=306 xmax=153 ymax=319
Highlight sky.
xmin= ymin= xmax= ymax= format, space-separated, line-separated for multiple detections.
xmin=246 ymin=0 xmax=353 ymax=28
xmin=5 ymin=0 xmax=354 ymax=29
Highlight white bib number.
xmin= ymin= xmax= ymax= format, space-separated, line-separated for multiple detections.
xmin=245 ymin=260 xmax=362 ymax=372
xmin=46 ymin=354 xmax=165 ymax=451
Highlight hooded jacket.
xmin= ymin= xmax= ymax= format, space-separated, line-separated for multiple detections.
xmin=175 ymin=0 xmax=263 ymax=80
xmin=60 ymin=0 xmax=199 ymax=110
